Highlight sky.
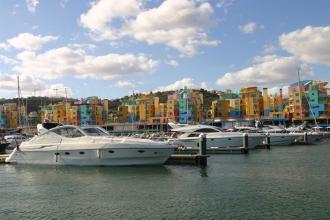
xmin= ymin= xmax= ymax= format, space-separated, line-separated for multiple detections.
xmin=0 ymin=0 xmax=329 ymax=99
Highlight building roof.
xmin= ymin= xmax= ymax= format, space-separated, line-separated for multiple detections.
xmin=290 ymin=80 xmax=313 ymax=87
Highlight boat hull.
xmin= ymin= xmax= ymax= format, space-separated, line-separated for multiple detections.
xmin=170 ymin=134 xmax=265 ymax=149
xmin=294 ymin=133 xmax=323 ymax=144
xmin=6 ymin=147 xmax=174 ymax=166
xmin=264 ymin=134 xmax=302 ymax=146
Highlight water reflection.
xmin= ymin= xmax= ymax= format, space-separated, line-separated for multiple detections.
xmin=11 ymin=164 xmax=172 ymax=185
xmin=199 ymin=167 xmax=208 ymax=177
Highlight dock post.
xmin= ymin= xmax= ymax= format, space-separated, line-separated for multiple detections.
xmin=241 ymin=133 xmax=249 ymax=154
xmin=303 ymin=132 xmax=308 ymax=144
xmin=265 ymin=134 xmax=271 ymax=149
xmin=199 ymin=133 xmax=207 ymax=156
xmin=198 ymin=133 xmax=207 ymax=167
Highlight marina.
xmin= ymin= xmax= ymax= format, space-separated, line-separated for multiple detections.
xmin=1 ymin=139 xmax=329 ymax=219
xmin=0 ymin=0 xmax=329 ymax=219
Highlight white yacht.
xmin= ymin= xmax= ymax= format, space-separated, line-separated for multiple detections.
xmin=169 ymin=125 xmax=265 ymax=149
xmin=259 ymin=126 xmax=303 ymax=146
xmin=6 ymin=125 xmax=174 ymax=166
xmin=286 ymin=126 xmax=324 ymax=144
xmin=311 ymin=126 xmax=330 ymax=139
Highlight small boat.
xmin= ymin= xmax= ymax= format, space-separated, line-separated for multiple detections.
xmin=4 ymin=134 xmax=27 ymax=152
xmin=6 ymin=125 xmax=174 ymax=166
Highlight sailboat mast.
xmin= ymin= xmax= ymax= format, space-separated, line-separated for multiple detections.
xmin=17 ymin=75 xmax=21 ymax=127
xmin=297 ymin=68 xmax=303 ymax=122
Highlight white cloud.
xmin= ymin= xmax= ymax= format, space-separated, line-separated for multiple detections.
xmin=157 ymin=78 xmax=207 ymax=91
xmin=0 ymin=74 xmax=45 ymax=93
xmin=80 ymin=0 xmax=141 ymax=40
xmin=253 ymin=54 xmax=280 ymax=63
xmin=15 ymin=47 xmax=158 ymax=80
xmin=280 ymin=26 xmax=330 ymax=65
xmin=263 ymin=44 xmax=277 ymax=54
xmin=67 ymin=43 xmax=96 ymax=50
xmin=26 ymin=0 xmax=39 ymax=13
xmin=41 ymin=84 xmax=74 ymax=98
xmin=268 ymin=86 xmax=289 ymax=98
xmin=166 ymin=59 xmax=179 ymax=67
xmin=239 ymin=22 xmax=261 ymax=34
xmin=216 ymin=0 xmax=234 ymax=16
xmin=5 ymin=33 xmax=58 ymax=51
xmin=216 ymin=56 xmax=313 ymax=87
xmin=0 ymin=43 xmax=10 ymax=51
xmin=80 ymin=0 xmax=220 ymax=56
xmin=0 ymin=55 xmax=18 ymax=65
xmin=0 ymin=73 xmax=74 ymax=97
xmin=115 ymin=80 xmax=136 ymax=88
xmin=200 ymin=81 xmax=208 ymax=89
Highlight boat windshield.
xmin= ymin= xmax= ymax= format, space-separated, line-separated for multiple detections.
xmin=82 ymin=127 xmax=109 ymax=136
xmin=51 ymin=127 xmax=85 ymax=138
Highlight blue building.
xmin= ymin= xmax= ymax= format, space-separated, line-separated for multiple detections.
xmin=79 ymin=105 xmax=92 ymax=125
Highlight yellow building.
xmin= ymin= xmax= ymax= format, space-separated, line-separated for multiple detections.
xmin=118 ymin=106 xmax=129 ymax=122
xmin=68 ymin=105 xmax=79 ymax=125
xmin=95 ymin=105 xmax=104 ymax=125
xmin=154 ymin=97 xmax=160 ymax=117
xmin=210 ymin=100 xmax=229 ymax=119
xmin=167 ymin=99 xmax=178 ymax=122
xmin=240 ymin=87 xmax=263 ymax=119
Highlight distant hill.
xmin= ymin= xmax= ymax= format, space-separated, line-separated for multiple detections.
xmin=0 ymin=89 xmax=220 ymax=113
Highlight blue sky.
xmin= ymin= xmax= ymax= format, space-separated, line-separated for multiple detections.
xmin=0 ymin=0 xmax=329 ymax=99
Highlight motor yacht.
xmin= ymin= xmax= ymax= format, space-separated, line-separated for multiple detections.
xmin=259 ymin=126 xmax=303 ymax=146
xmin=311 ymin=126 xmax=330 ymax=139
xmin=6 ymin=125 xmax=174 ymax=166
xmin=286 ymin=126 xmax=324 ymax=144
xmin=169 ymin=125 xmax=265 ymax=149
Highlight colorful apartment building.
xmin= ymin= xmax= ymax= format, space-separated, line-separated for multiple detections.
xmin=209 ymin=100 xmax=229 ymax=119
xmin=167 ymin=94 xmax=179 ymax=122
xmin=177 ymin=87 xmax=203 ymax=124
xmin=287 ymin=80 xmax=330 ymax=120
xmin=1 ymin=80 xmax=329 ymax=129
xmin=0 ymin=105 xmax=6 ymax=128
xmin=240 ymin=87 xmax=263 ymax=119
xmin=219 ymin=90 xmax=240 ymax=117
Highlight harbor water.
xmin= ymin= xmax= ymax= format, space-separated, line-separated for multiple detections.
xmin=1 ymin=140 xmax=330 ymax=219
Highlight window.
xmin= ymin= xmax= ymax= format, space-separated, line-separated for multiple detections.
xmin=53 ymin=127 xmax=84 ymax=138
xmin=188 ymin=133 xmax=200 ymax=137
xmin=195 ymin=128 xmax=219 ymax=133
xmin=82 ymin=127 xmax=109 ymax=136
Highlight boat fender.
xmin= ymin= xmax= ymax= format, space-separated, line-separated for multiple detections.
xmin=15 ymin=140 xmax=20 ymax=151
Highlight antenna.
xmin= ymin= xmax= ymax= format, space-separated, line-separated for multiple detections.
xmin=53 ymin=88 xmax=58 ymax=98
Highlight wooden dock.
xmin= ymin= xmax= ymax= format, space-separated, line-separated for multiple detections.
xmin=0 ymin=154 xmax=8 ymax=164
xmin=174 ymin=147 xmax=249 ymax=154
xmin=166 ymin=154 xmax=209 ymax=166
